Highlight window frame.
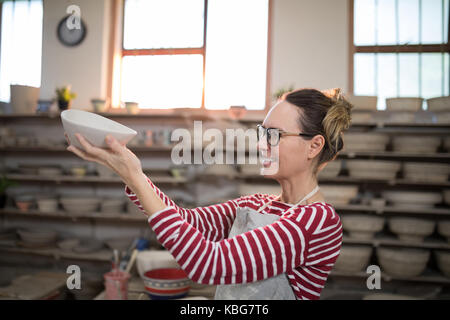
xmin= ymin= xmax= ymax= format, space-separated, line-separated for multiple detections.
xmin=113 ymin=0 xmax=273 ymax=113
xmin=348 ymin=0 xmax=450 ymax=96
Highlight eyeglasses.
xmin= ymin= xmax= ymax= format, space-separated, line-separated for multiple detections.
xmin=257 ymin=124 xmax=315 ymax=147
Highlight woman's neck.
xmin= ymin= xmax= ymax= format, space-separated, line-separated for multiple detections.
xmin=277 ymin=172 xmax=319 ymax=205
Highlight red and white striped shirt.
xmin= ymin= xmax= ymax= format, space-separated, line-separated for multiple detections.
xmin=125 ymin=177 xmax=343 ymax=300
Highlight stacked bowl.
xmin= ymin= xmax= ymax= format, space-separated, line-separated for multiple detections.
xmin=403 ymin=162 xmax=450 ymax=183
xmin=382 ymin=191 xmax=442 ymax=209
xmin=392 ymin=136 xmax=441 ymax=154
xmin=376 ymin=247 xmax=430 ymax=277
xmin=346 ymin=160 xmax=400 ymax=180
xmin=60 ymin=196 xmax=100 ymax=214
xmin=342 ymin=214 xmax=385 ymax=240
xmin=320 ymin=185 xmax=359 ymax=206
xmin=343 ymin=133 xmax=389 ymax=152
xmin=388 ymin=217 xmax=435 ymax=243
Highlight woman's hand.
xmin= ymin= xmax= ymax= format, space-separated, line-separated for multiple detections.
xmin=66 ymin=133 xmax=144 ymax=188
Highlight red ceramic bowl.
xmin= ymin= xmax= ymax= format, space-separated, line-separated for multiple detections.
xmin=142 ymin=268 xmax=191 ymax=300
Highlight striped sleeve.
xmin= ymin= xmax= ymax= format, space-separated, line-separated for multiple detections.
xmin=124 ymin=176 xmax=265 ymax=241
xmin=147 ymin=205 xmax=318 ymax=285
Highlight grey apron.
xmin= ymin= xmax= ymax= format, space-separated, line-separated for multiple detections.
xmin=214 ymin=206 xmax=297 ymax=300
xmin=214 ymin=185 xmax=320 ymax=300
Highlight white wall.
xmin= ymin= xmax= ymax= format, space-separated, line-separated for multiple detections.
xmin=270 ymin=0 xmax=349 ymax=95
xmin=39 ymin=0 xmax=350 ymax=109
xmin=40 ymin=0 xmax=111 ymax=109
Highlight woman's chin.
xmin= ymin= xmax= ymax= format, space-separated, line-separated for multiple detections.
xmin=260 ymin=161 xmax=280 ymax=177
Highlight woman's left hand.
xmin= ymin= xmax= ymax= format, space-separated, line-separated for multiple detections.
xmin=66 ymin=133 xmax=144 ymax=187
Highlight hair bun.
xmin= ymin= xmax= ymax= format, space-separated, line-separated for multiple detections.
xmin=321 ymin=88 xmax=353 ymax=151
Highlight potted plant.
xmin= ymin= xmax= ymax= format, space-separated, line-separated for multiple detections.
xmin=272 ymin=85 xmax=294 ymax=102
xmin=55 ymin=85 xmax=77 ymax=110
xmin=0 ymin=175 xmax=17 ymax=208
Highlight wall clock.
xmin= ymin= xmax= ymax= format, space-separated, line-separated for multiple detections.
xmin=57 ymin=15 xmax=87 ymax=47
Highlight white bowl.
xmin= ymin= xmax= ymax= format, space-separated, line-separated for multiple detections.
xmin=342 ymin=214 xmax=385 ymax=239
xmin=392 ymin=136 xmax=441 ymax=153
xmin=435 ymin=251 xmax=450 ymax=277
xmin=37 ymin=198 xmax=59 ymax=213
xmin=386 ymin=97 xmax=424 ymax=111
xmin=17 ymin=229 xmax=57 ymax=245
xmin=343 ymin=133 xmax=389 ymax=152
xmin=436 ymin=112 xmax=450 ymax=124
xmin=382 ymin=191 xmax=442 ymax=209
xmin=101 ymin=198 xmax=124 ymax=213
xmin=61 ymin=109 xmax=137 ymax=149
xmin=350 ymin=112 xmax=374 ymax=124
xmin=60 ymin=197 xmax=100 ymax=213
xmin=320 ymin=185 xmax=359 ymax=205
xmin=385 ymin=112 xmax=417 ymax=124
xmin=437 ymin=220 xmax=450 ymax=242
xmin=334 ymin=245 xmax=372 ymax=272
xmin=318 ymin=160 xmax=341 ymax=179
xmin=136 ymin=250 xmax=180 ymax=278
xmin=427 ymin=96 xmax=450 ymax=112
xmin=403 ymin=162 xmax=450 ymax=182
xmin=377 ymin=247 xmax=430 ymax=277
xmin=347 ymin=160 xmax=400 ymax=180
xmin=347 ymin=95 xmax=377 ymax=111
xmin=388 ymin=217 xmax=435 ymax=243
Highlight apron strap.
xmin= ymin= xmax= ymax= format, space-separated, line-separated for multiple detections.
xmin=256 ymin=185 xmax=320 ymax=214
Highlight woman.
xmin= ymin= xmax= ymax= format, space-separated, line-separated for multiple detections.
xmin=66 ymin=87 xmax=352 ymax=300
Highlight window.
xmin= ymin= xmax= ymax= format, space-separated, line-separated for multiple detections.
xmin=120 ymin=0 xmax=269 ymax=110
xmin=351 ymin=0 xmax=449 ymax=109
xmin=0 ymin=0 xmax=43 ymax=102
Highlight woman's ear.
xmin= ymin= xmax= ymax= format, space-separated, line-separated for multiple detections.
xmin=308 ymin=135 xmax=325 ymax=160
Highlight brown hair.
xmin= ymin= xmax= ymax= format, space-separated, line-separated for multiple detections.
xmin=282 ymin=88 xmax=353 ymax=172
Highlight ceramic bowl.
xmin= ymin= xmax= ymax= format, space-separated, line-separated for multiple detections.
xmin=388 ymin=217 xmax=435 ymax=243
xmin=318 ymin=160 xmax=341 ymax=179
xmin=96 ymin=163 xmax=118 ymax=178
xmin=91 ymin=99 xmax=108 ymax=113
xmin=350 ymin=112 xmax=374 ymax=124
xmin=342 ymin=214 xmax=385 ymax=239
xmin=61 ymin=109 xmax=137 ymax=149
xmin=346 ymin=160 xmax=400 ymax=180
xmin=334 ymin=245 xmax=373 ymax=272
xmin=376 ymin=247 xmax=430 ymax=277
xmin=386 ymin=97 xmax=424 ymax=111
xmin=38 ymin=166 xmax=62 ymax=176
xmin=385 ymin=112 xmax=416 ymax=124
xmin=343 ymin=133 xmax=389 ymax=152
xmin=403 ymin=162 xmax=450 ymax=182
xmin=437 ymin=220 xmax=450 ymax=242
xmin=125 ymin=102 xmax=139 ymax=114
xmin=37 ymin=197 xmax=59 ymax=213
xmin=320 ymin=185 xmax=359 ymax=206
xmin=57 ymin=238 xmax=80 ymax=251
xmin=382 ymin=191 xmax=442 ymax=209
xmin=392 ymin=136 xmax=441 ymax=153
xmin=60 ymin=197 xmax=100 ymax=213
xmin=104 ymin=237 xmax=134 ymax=251
xmin=434 ymin=251 xmax=450 ymax=278
xmin=142 ymin=268 xmax=191 ymax=300
xmin=347 ymin=95 xmax=378 ymax=111
xmin=72 ymin=238 xmax=104 ymax=253
xmin=436 ymin=112 xmax=450 ymax=124
xmin=15 ymin=195 xmax=34 ymax=212
xmin=427 ymin=96 xmax=450 ymax=112
xmin=137 ymin=250 xmax=180 ymax=278
xmin=17 ymin=229 xmax=57 ymax=245
xmin=100 ymin=198 xmax=124 ymax=213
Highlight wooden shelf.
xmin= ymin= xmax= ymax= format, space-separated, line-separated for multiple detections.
xmin=342 ymin=235 xmax=450 ymax=250
xmin=329 ymin=270 xmax=450 ymax=285
xmin=0 ymin=208 xmax=147 ymax=222
xmin=334 ymin=204 xmax=450 ymax=216
xmin=0 ymin=246 xmax=112 ymax=262
xmin=5 ymin=174 xmax=187 ymax=184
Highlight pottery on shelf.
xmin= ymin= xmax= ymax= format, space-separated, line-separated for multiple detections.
xmin=388 ymin=217 xmax=435 ymax=243
xmin=342 ymin=214 xmax=385 ymax=240
xmin=376 ymin=247 xmax=430 ymax=278
xmin=386 ymin=97 xmax=424 ymax=112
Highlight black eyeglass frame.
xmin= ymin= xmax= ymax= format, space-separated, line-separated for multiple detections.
xmin=257 ymin=124 xmax=316 ymax=147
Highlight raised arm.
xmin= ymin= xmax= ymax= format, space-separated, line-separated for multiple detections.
xmin=125 ymin=175 xmax=268 ymax=241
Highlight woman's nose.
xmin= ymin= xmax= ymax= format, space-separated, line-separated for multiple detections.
xmin=257 ymin=136 xmax=269 ymax=153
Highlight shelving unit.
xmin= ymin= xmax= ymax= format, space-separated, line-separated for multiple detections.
xmin=1 ymin=113 xmax=450 ymax=290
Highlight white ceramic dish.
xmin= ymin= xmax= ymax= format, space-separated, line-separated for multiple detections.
xmin=376 ymin=247 xmax=430 ymax=277
xmin=320 ymin=185 xmax=359 ymax=205
xmin=37 ymin=198 xmax=59 ymax=212
xmin=427 ymin=96 xmax=450 ymax=112
xmin=434 ymin=251 xmax=450 ymax=278
xmin=343 ymin=133 xmax=389 ymax=152
xmin=342 ymin=214 xmax=385 ymax=239
xmin=346 ymin=95 xmax=377 ymax=111
xmin=60 ymin=197 xmax=100 ymax=213
xmin=382 ymin=191 xmax=442 ymax=209
xmin=392 ymin=136 xmax=441 ymax=153
xmin=437 ymin=220 xmax=450 ymax=242
xmin=386 ymin=97 xmax=423 ymax=111
xmin=318 ymin=160 xmax=341 ymax=179
xmin=61 ymin=109 xmax=137 ymax=149
xmin=334 ymin=245 xmax=372 ymax=272
xmin=388 ymin=217 xmax=435 ymax=243
xmin=136 ymin=250 xmax=180 ymax=278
